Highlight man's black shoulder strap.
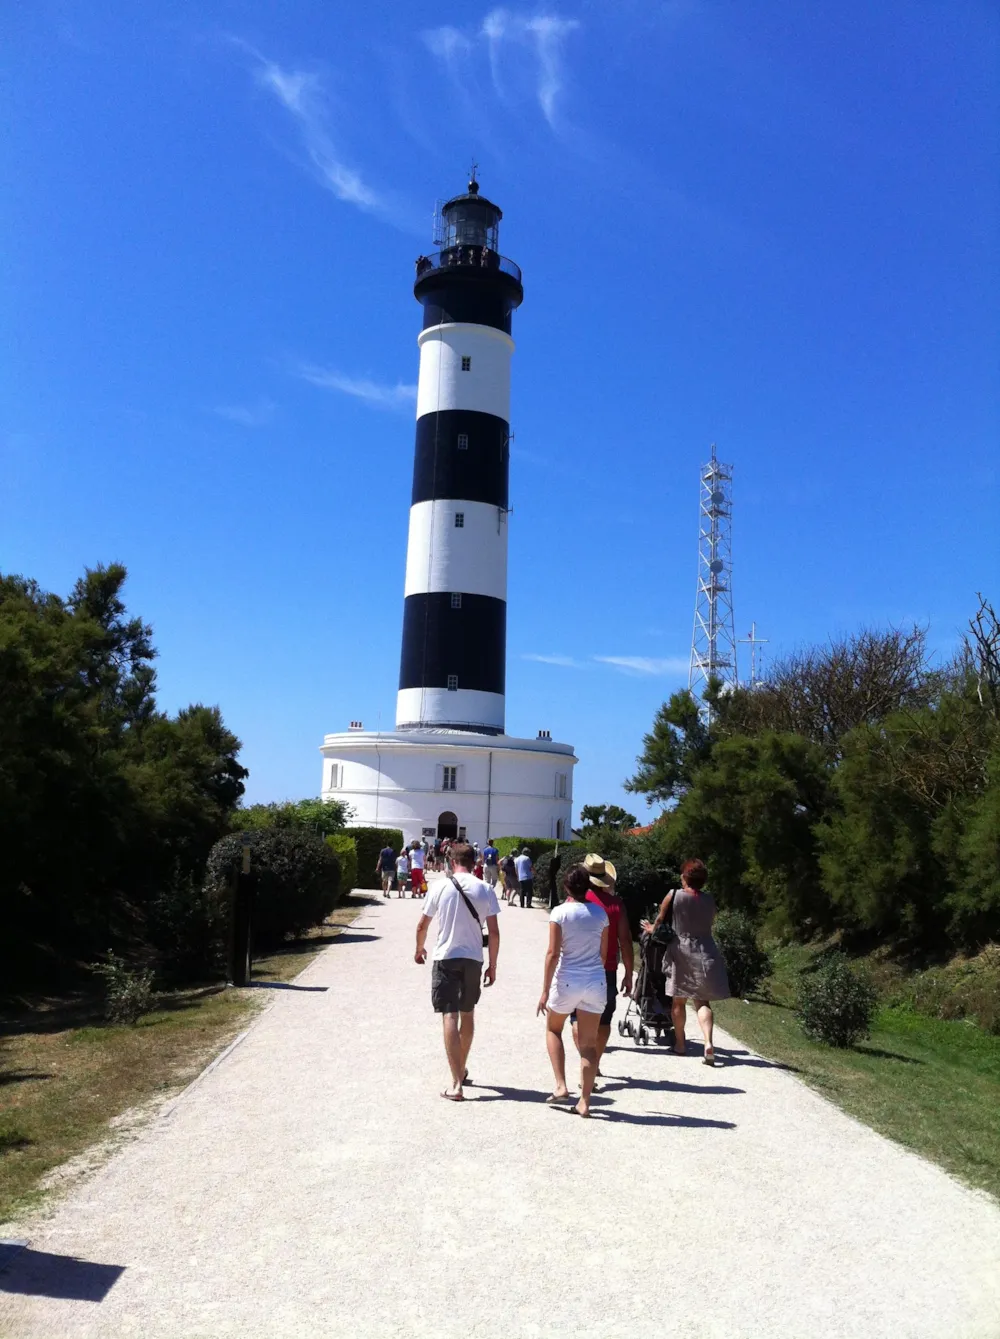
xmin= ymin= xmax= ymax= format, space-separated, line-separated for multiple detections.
xmin=450 ymin=875 xmax=483 ymax=926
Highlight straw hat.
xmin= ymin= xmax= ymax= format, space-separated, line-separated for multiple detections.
xmin=583 ymin=852 xmax=617 ymax=889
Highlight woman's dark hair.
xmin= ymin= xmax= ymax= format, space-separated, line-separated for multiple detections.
xmin=562 ymin=863 xmax=591 ymax=900
xmin=681 ymin=858 xmax=708 ymax=890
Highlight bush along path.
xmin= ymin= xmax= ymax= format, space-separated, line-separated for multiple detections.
xmin=1 ymin=898 xmax=998 ymax=1339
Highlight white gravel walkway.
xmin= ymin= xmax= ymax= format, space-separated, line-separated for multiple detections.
xmin=1 ymin=894 xmax=999 ymax=1339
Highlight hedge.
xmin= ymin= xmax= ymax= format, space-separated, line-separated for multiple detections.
xmin=205 ymin=828 xmax=341 ymax=950
xmin=348 ymin=827 xmax=405 ymax=888
xmin=494 ymin=836 xmax=564 ymax=863
xmin=325 ymin=834 xmax=358 ymax=893
xmin=533 ymin=845 xmax=677 ymax=935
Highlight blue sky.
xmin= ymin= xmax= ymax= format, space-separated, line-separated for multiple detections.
xmin=4 ymin=1 xmax=998 ymax=820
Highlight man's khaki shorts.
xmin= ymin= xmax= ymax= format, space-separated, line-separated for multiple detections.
xmin=431 ymin=958 xmax=482 ymax=1014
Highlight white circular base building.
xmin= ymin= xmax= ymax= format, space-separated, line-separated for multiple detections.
xmin=320 ymin=727 xmax=574 ymax=849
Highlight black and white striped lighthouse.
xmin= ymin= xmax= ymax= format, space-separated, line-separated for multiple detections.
xmin=396 ymin=175 xmax=523 ymax=736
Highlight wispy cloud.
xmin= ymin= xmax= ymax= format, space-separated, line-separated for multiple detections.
xmin=521 ymin=652 xmax=581 ymax=667
xmin=295 ymin=363 xmax=417 ymax=412
xmin=522 ymin=15 xmax=579 ymax=125
xmin=594 ymin=655 xmax=690 ymax=677
xmin=233 ymin=41 xmax=385 ymax=215
xmin=424 ymin=9 xmax=580 ymax=129
xmin=211 ymin=398 xmax=275 ymax=428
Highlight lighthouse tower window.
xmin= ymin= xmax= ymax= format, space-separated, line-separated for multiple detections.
xmin=447 ymin=674 xmax=459 ymax=691
xmin=442 ymin=766 xmax=458 ymax=791
xmin=454 ymin=512 xmax=465 ymax=528
xmin=457 ymin=433 xmax=469 ymax=450
xmin=450 ymin=593 xmax=462 ymax=609
xmin=461 ymin=356 xmax=471 ymax=371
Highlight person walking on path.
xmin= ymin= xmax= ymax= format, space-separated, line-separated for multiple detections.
xmin=500 ymin=852 xmax=518 ymax=902
xmin=377 ymin=843 xmax=396 ymax=897
xmin=409 ymin=841 xmax=427 ymax=898
xmin=514 ymin=847 xmax=534 ymax=908
xmin=414 ymin=841 xmax=500 ymax=1101
xmin=394 ymin=849 xmax=411 ymax=896
xmin=643 ymin=858 xmax=729 ymax=1066
xmin=482 ymin=838 xmax=500 ymax=892
xmin=537 ymin=863 xmax=609 ymax=1117
xmin=571 ymin=853 xmax=634 ymax=1078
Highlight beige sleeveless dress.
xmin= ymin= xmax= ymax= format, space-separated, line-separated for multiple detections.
xmin=665 ymin=888 xmax=731 ymax=1000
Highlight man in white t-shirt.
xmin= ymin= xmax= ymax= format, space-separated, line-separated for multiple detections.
xmin=414 ymin=842 xmax=500 ymax=1101
xmin=409 ymin=841 xmax=427 ymax=897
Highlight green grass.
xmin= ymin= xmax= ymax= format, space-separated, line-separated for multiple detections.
xmin=0 ymin=895 xmax=371 ymax=1224
xmin=714 ymin=942 xmax=1000 ymax=1200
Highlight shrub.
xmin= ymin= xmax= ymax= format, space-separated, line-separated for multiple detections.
xmin=147 ymin=867 xmax=229 ymax=983
xmin=714 ymin=910 xmax=773 ymax=998
xmin=326 ymin=834 xmax=358 ymax=893
xmin=205 ymin=829 xmax=341 ymax=949
xmin=796 ymin=953 xmax=878 ymax=1047
xmin=493 ymin=836 xmax=562 ymax=863
xmin=347 ymin=827 xmax=405 ymax=889
xmin=534 ymin=844 xmax=589 ymax=901
xmin=90 ymin=950 xmax=155 ymax=1024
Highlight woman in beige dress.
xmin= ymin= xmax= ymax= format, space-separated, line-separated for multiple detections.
xmin=642 ymin=858 xmax=730 ymax=1066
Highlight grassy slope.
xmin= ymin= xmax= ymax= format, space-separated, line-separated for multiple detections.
xmin=714 ymin=944 xmax=1000 ymax=1200
xmin=0 ymin=896 xmax=369 ymax=1224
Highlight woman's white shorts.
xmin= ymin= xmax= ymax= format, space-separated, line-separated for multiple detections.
xmin=547 ymin=975 xmax=607 ymax=1016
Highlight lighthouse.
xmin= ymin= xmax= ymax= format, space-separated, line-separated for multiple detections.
xmin=397 ymin=177 xmax=520 ymax=735
xmin=321 ymin=176 xmax=575 ymax=847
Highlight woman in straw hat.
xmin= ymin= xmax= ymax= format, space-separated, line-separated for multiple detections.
xmin=643 ymin=858 xmax=729 ymax=1065
xmin=537 ymin=863 xmax=609 ymax=1116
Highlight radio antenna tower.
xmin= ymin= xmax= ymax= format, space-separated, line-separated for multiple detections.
xmin=689 ymin=444 xmax=738 ymax=712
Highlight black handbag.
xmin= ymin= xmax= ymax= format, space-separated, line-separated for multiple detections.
xmin=649 ymin=889 xmax=678 ymax=950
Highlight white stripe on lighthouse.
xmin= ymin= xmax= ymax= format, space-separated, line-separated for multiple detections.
xmin=416 ymin=323 xmax=514 ymax=421
xmin=396 ymin=686 xmax=505 ymax=732
xmin=403 ymin=500 xmax=508 ymax=600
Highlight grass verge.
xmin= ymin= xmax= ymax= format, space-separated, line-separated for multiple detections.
xmin=0 ymin=894 xmax=371 ymax=1224
xmin=714 ymin=942 xmax=1000 ymax=1200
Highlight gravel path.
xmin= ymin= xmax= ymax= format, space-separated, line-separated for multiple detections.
xmin=2 ymin=895 xmax=999 ymax=1339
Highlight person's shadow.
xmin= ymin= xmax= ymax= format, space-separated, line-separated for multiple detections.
xmin=0 ymin=1246 xmax=124 ymax=1301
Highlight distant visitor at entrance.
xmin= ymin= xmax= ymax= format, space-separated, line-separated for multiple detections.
xmin=437 ymin=811 xmax=458 ymax=840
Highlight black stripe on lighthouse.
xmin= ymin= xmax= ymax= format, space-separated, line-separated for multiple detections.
xmin=399 ymin=593 xmax=506 ymax=695
xmin=411 ymin=410 xmax=509 ymax=508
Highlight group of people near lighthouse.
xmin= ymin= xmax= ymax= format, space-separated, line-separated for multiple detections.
xmin=413 ymin=840 xmax=730 ymax=1116
xmin=378 ymin=837 xmax=537 ymax=904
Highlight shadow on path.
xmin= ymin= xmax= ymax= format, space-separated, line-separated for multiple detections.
xmin=248 ymin=982 xmax=329 ymax=993
xmin=600 ymin=1079 xmax=745 ymax=1096
xmin=329 ymin=932 xmax=380 ymax=945
xmin=0 ymin=1247 xmax=125 ymax=1301
xmin=587 ymin=1110 xmax=737 ymax=1129
xmin=0 ymin=1070 xmax=52 ymax=1087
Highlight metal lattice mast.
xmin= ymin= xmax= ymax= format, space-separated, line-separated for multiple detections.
xmin=689 ymin=444 xmax=738 ymax=710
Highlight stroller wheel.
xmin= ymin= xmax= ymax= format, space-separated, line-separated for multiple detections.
xmin=639 ymin=1026 xmax=649 ymax=1046
xmin=618 ymin=1018 xmax=627 ymax=1037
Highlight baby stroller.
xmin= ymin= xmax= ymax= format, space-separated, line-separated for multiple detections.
xmin=618 ymin=930 xmax=674 ymax=1047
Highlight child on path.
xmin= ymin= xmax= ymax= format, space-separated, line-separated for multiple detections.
xmin=395 ymin=850 xmax=411 ymax=897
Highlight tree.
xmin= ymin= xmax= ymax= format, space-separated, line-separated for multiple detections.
xmin=718 ymin=625 xmax=931 ymax=753
xmin=231 ymin=797 xmax=351 ymax=836
xmin=0 ymin=563 xmax=247 ymax=981
xmin=623 ymin=688 xmax=713 ymax=806
xmin=664 ymin=732 xmax=832 ymax=932
xmin=818 ymin=691 xmax=998 ymax=948
xmin=579 ymin=804 xmax=608 ymax=829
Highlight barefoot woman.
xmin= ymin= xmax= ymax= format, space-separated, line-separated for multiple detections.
xmin=537 ymin=864 xmax=609 ymax=1116
xmin=643 ymin=858 xmax=729 ymax=1065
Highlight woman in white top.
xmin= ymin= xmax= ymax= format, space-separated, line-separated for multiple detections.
xmin=536 ymin=863 xmax=609 ymax=1117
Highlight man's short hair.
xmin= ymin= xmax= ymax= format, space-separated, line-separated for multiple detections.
xmin=450 ymin=842 xmax=475 ymax=868
xmin=521 ymin=846 xmax=531 ymax=855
